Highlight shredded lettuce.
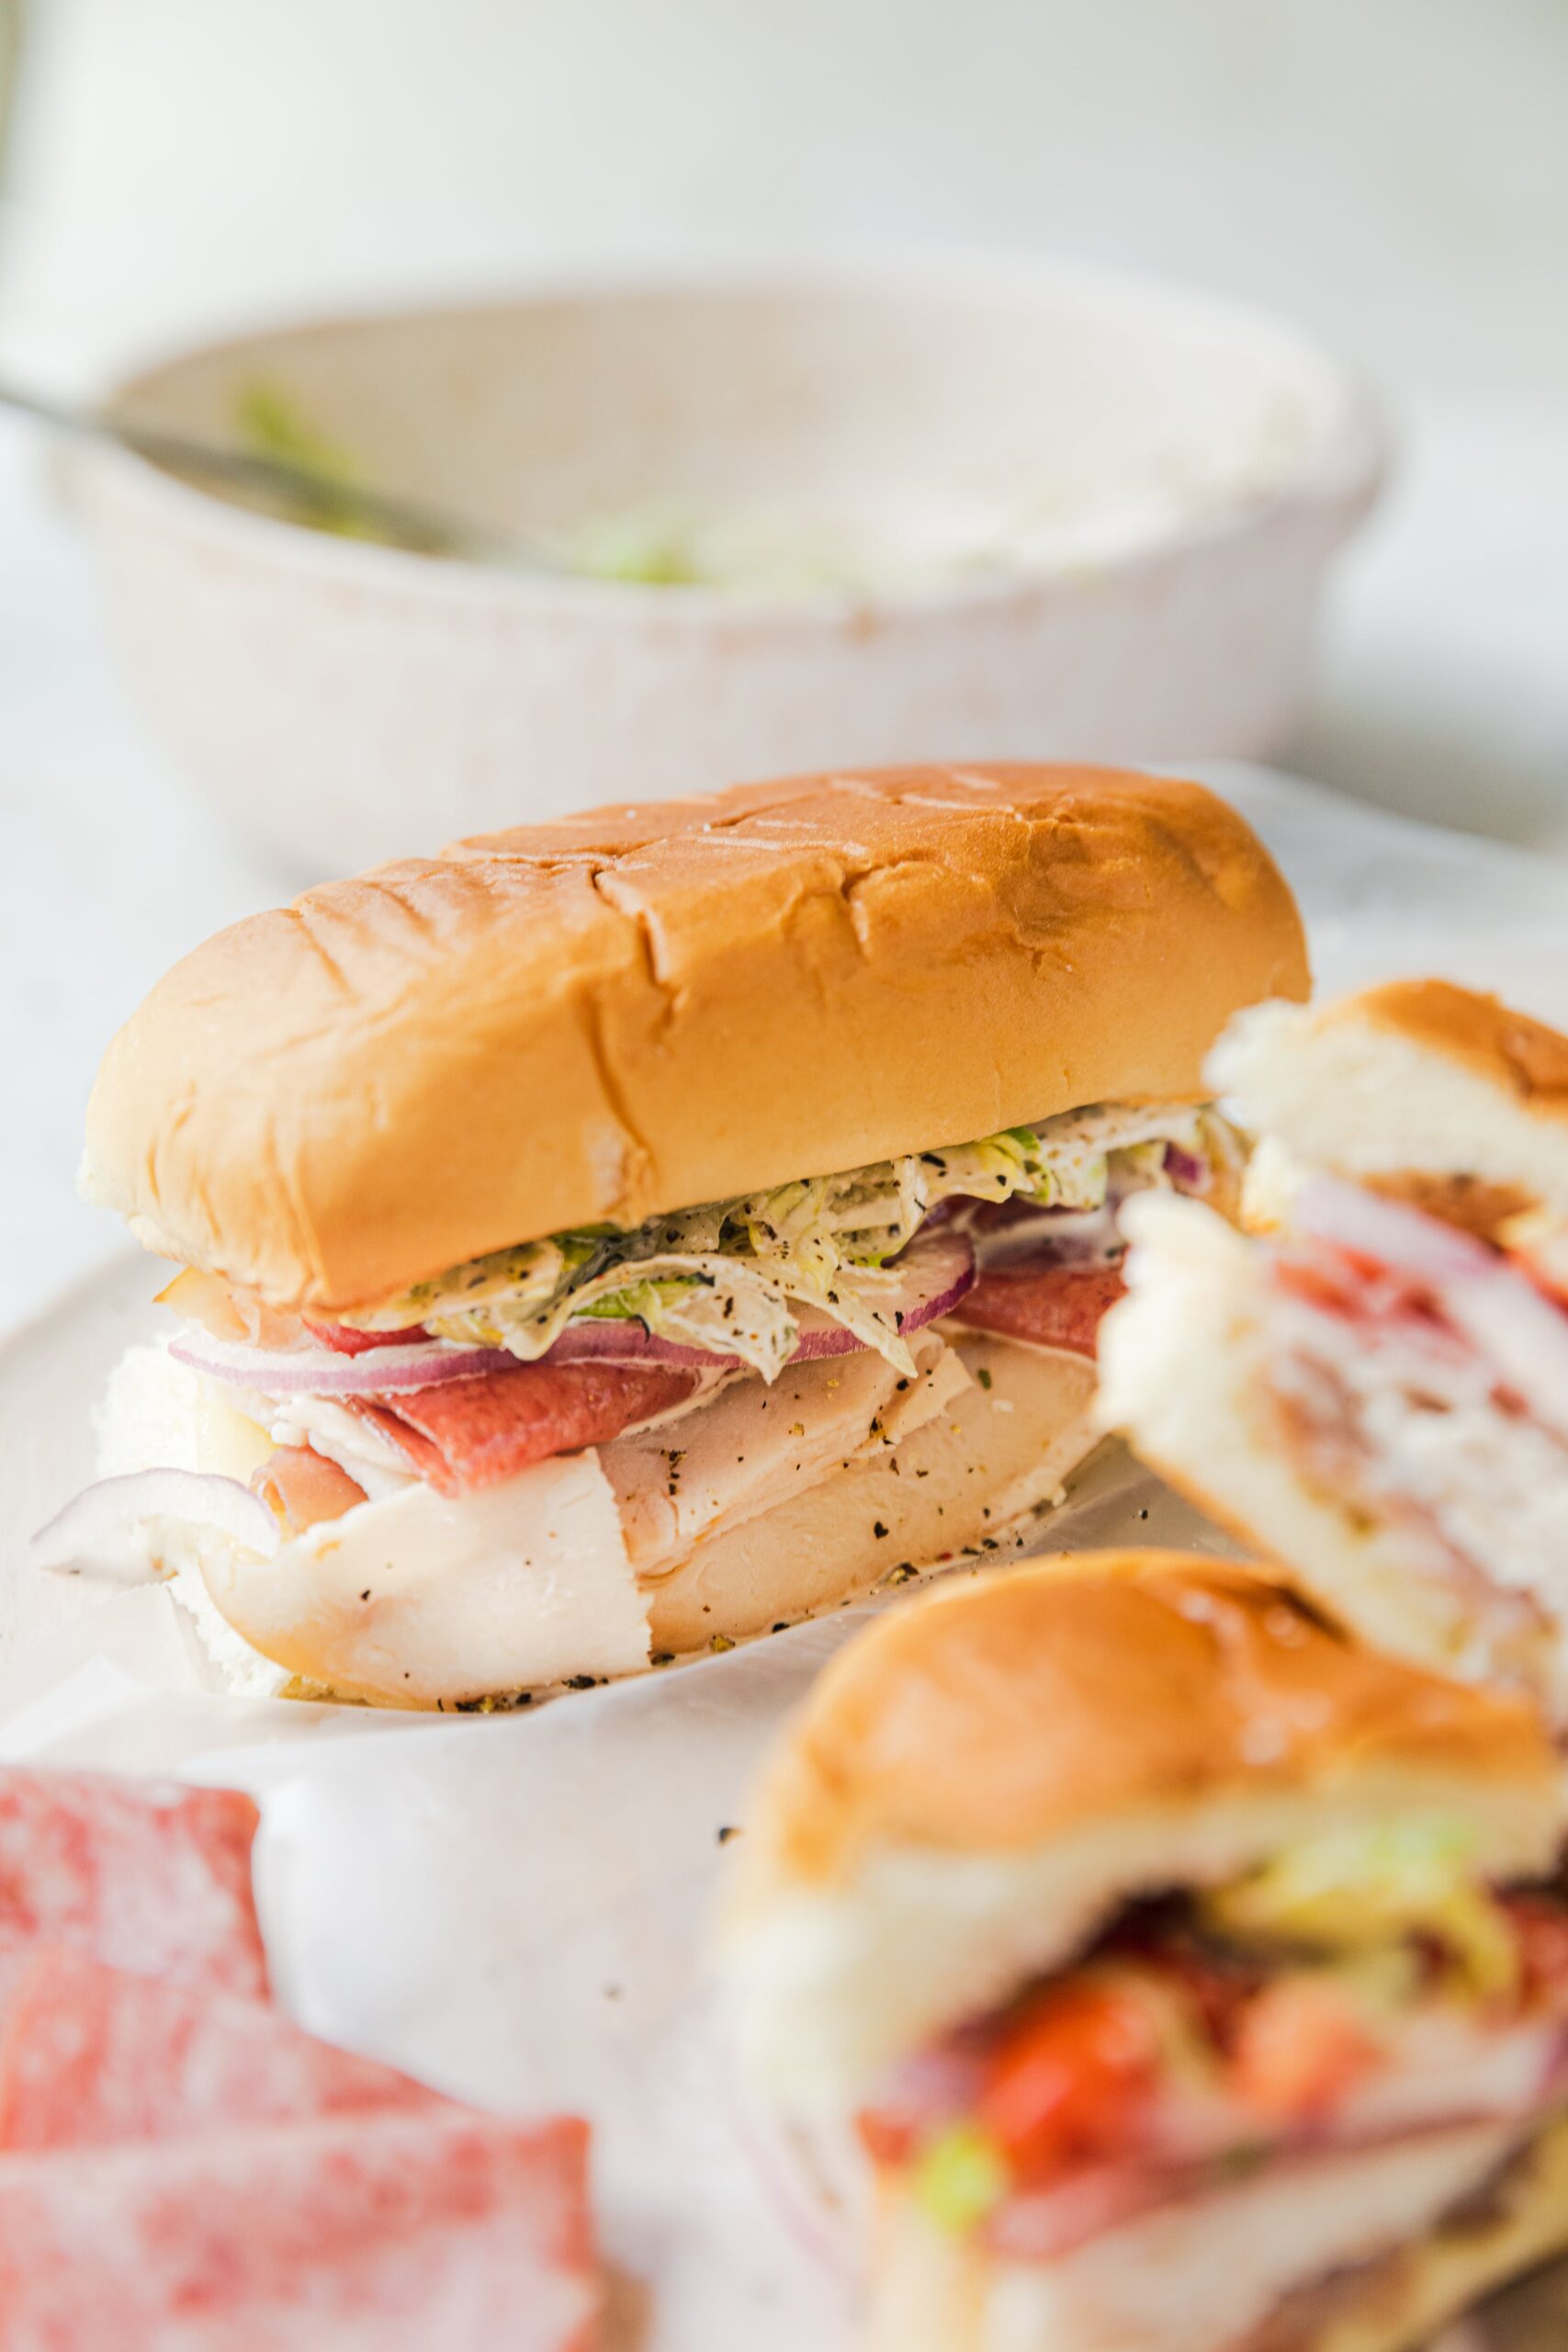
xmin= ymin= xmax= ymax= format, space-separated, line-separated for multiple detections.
xmin=232 ymin=379 xmax=382 ymax=542
xmin=348 ymin=1102 xmax=1213 ymax=1382
xmin=913 ymin=2122 xmax=1010 ymax=2232
xmin=1200 ymin=1821 xmax=1517 ymax=2000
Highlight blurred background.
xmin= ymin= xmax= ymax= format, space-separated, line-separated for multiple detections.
xmin=4 ymin=0 xmax=1567 ymax=401
xmin=1 ymin=0 xmax=1566 ymax=1324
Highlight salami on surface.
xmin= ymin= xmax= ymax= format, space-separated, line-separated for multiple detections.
xmin=0 ymin=2108 xmax=598 ymax=2350
xmin=0 ymin=1769 xmax=265 ymax=1999
xmin=0 ymin=1949 xmax=437 ymax=2151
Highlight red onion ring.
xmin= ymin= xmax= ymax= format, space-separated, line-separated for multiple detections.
xmin=31 ymin=1470 xmax=279 ymax=1572
xmin=168 ymin=1333 xmax=517 ymax=1395
xmin=716 ymin=2052 xmax=860 ymax=2282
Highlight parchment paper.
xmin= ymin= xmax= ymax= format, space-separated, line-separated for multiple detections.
xmin=1 ymin=764 xmax=1565 ymax=2348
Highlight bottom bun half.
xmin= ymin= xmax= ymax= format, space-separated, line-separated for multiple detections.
xmin=866 ymin=2113 xmax=1568 ymax=2352
xmin=643 ymin=1335 xmax=1100 ymax=1657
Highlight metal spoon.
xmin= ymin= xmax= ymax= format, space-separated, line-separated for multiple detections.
xmin=0 ymin=373 xmax=548 ymax=571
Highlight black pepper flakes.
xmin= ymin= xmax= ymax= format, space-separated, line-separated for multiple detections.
xmin=873 ymin=1521 xmax=889 ymax=1538
xmin=716 ymin=1824 xmax=741 ymax=1845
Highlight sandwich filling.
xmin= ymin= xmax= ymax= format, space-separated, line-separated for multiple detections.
xmin=854 ymin=1822 xmax=1568 ymax=2272
xmin=1246 ymin=1182 xmax=1568 ymax=1675
xmin=156 ymin=1100 xmax=1227 ymax=1501
xmin=255 ymin=1102 xmax=1232 ymax=1376
xmin=42 ymin=1103 xmax=1230 ymax=1699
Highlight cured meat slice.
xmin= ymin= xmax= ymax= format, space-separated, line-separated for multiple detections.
xmin=0 ymin=1769 xmax=265 ymax=1999
xmin=348 ymin=1358 xmax=703 ymax=1496
xmin=0 ymin=1949 xmax=437 ymax=2151
xmin=0 ymin=2107 xmax=598 ymax=2350
xmin=302 ymin=1318 xmax=430 ymax=1354
xmin=951 ymin=1262 xmax=1128 ymax=1358
xmin=252 ymin=1444 xmax=367 ymax=1534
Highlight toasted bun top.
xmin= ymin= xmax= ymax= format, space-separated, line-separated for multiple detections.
xmin=1212 ymin=979 xmax=1568 ymax=1230
xmin=750 ymin=1551 xmax=1558 ymax=1891
xmin=1346 ymin=979 xmax=1568 ymax=1110
xmin=722 ymin=1552 xmax=1562 ymax=2099
xmin=83 ymin=764 xmax=1307 ymax=1312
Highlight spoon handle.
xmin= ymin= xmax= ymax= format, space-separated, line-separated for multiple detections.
xmin=0 ymin=374 xmax=535 ymax=570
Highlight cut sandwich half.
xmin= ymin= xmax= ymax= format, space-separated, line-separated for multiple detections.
xmin=716 ymin=1550 xmax=1568 ymax=2352
xmin=1099 ymin=979 xmax=1568 ymax=1717
xmin=37 ymin=763 xmax=1306 ymax=1706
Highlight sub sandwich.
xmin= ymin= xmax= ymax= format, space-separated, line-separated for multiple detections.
xmin=1099 ymin=979 xmax=1568 ymax=1715
xmin=718 ymin=1549 xmax=1568 ymax=2352
xmin=36 ymin=763 xmax=1304 ymax=1706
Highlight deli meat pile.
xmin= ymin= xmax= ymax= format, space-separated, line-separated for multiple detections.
xmin=0 ymin=1766 xmax=599 ymax=2349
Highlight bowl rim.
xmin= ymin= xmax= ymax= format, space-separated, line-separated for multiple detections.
xmin=84 ymin=248 xmax=1391 ymax=626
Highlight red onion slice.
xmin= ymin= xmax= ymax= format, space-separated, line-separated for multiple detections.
xmin=31 ymin=1470 xmax=279 ymax=1573
xmin=717 ymin=2057 xmax=860 ymax=2281
xmin=168 ymin=1332 xmax=516 ymax=1396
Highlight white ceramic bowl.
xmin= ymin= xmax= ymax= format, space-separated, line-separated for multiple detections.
xmin=79 ymin=260 xmax=1384 ymax=873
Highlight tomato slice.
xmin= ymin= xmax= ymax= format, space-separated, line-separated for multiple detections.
xmin=855 ymin=2108 xmax=917 ymax=2166
xmin=975 ymin=1984 xmax=1160 ymax=2186
xmin=1502 ymin=1895 xmax=1568 ymax=2010
xmin=1228 ymin=1976 xmax=1378 ymax=2121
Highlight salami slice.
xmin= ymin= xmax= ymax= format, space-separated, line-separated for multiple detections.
xmin=0 ymin=1949 xmax=436 ymax=2151
xmin=302 ymin=1318 xmax=430 ymax=1355
xmin=0 ymin=1769 xmax=265 ymax=1999
xmin=950 ymin=1262 xmax=1128 ymax=1358
xmin=347 ymin=1357 xmax=703 ymax=1496
xmin=0 ymin=2107 xmax=598 ymax=2350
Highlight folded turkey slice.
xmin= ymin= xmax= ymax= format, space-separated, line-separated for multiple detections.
xmin=603 ymin=1333 xmax=969 ymax=1579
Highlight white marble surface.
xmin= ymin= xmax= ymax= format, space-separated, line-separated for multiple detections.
xmin=3 ymin=394 xmax=1567 ymax=1340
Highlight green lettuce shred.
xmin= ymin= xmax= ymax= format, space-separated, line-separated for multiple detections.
xmin=1201 ymin=1820 xmax=1518 ymax=2000
xmin=913 ymin=2123 xmax=1010 ymax=2233
xmin=348 ymin=1102 xmax=1212 ymax=1383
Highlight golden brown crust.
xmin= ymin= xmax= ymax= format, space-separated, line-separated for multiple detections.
xmin=83 ymin=764 xmax=1308 ymax=1311
xmin=1331 ymin=979 xmax=1568 ymax=1122
xmin=765 ymin=1551 xmax=1559 ymax=1886
xmin=1363 ymin=1169 xmax=1539 ymax=1241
